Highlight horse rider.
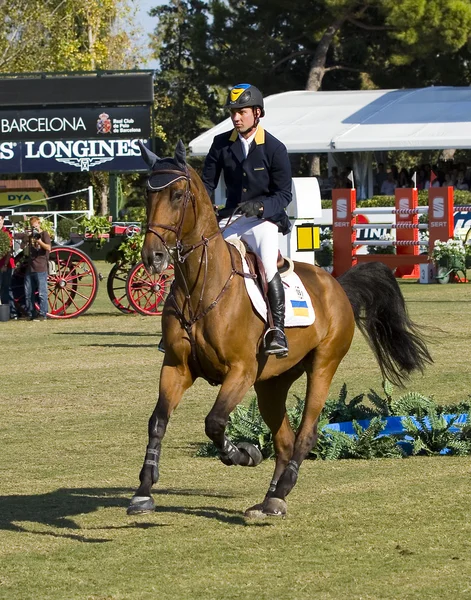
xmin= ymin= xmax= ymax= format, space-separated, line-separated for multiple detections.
xmin=202 ymin=83 xmax=292 ymax=356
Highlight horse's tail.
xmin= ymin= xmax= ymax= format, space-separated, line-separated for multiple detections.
xmin=337 ymin=262 xmax=433 ymax=387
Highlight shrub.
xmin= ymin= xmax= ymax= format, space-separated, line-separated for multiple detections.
xmin=56 ymin=217 xmax=78 ymax=242
xmin=195 ymin=384 xmax=471 ymax=461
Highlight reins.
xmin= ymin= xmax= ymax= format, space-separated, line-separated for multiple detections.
xmin=145 ymin=167 xmax=255 ymax=365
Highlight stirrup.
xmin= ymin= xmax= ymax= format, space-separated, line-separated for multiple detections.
xmin=158 ymin=338 xmax=165 ymax=353
xmin=263 ymin=327 xmax=288 ymax=357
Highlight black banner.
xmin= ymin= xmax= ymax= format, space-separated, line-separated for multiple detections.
xmin=0 ymin=139 xmax=149 ymax=173
xmin=0 ymin=74 xmax=154 ymax=107
xmin=0 ymin=106 xmax=151 ymax=141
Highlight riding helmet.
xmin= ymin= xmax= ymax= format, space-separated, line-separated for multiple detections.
xmin=225 ymin=83 xmax=265 ymax=117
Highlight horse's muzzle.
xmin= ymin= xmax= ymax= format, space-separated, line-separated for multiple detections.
xmin=142 ymin=250 xmax=168 ymax=274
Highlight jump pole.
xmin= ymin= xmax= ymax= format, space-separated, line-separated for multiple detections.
xmin=332 ymin=187 xmax=455 ymax=278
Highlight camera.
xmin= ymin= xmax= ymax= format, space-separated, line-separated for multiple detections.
xmin=31 ymin=229 xmax=41 ymax=240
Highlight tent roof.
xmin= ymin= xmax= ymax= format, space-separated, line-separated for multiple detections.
xmin=189 ymin=86 xmax=471 ymax=155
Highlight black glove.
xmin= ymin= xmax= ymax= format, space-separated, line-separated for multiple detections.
xmin=238 ymin=200 xmax=264 ymax=218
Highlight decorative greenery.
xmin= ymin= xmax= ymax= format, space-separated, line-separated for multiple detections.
xmin=401 ymin=409 xmax=471 ymax=456
xmin=315 ymin=227 xmax=333 ymax=267
xmin=39 ymin=218 xmax=55 ymax=239
xmin=430 ymin=238 xmax=465 ymax=268
xmin=105 ymin=232 xmax=144 ymax=266
xmin=318 ymin=417 xmax=405 ymax=460
xmin=0 ymin=230 xmax=11 ymax=259
xmin=196 ymin=384 xmax=471 ymax=461
xmin=367 ymin=232 xmax=396 ymax=255
xmin=79 ymin=215 xmax=112 ymax=246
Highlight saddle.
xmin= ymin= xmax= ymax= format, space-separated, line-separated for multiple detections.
xmin=227 ymin=240 xmax=291 ymax=326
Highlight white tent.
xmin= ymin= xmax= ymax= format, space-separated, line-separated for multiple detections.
xmin=190 ymin=86 xmax=471 ymax=155
xmin=190 ymin=86 xmax=471 ymax=199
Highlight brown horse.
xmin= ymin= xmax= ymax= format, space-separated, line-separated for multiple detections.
xmin=127 ymin=141 xmax=432 ymax=518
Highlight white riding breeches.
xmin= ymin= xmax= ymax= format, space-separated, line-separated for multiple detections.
xmin=219 ymin=215 xmax=279 ymax=282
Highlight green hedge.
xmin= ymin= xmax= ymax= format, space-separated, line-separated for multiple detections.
xmin=321 ymin=189 xmax=471 ymax=210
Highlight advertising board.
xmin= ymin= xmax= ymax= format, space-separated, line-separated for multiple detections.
xmin=0 ymin=138 xmax=149 ymax=173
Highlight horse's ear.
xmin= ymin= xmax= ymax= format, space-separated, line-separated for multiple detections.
xmin=138 ymin=140 xmax=159 ymax=169
xmin=174 ymin=140 xmax=187 ymax=168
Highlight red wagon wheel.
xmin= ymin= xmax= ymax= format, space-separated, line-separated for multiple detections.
xmin=125 ymin=261 xmax=174 ymax=316
xmin=47 ymin=246 xmax=99 ymax=318
xmin=107 ymin=262 xmax=135 ymax=314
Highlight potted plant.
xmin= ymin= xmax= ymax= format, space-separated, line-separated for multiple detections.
xmin=430 ymin=238 xmax=465 ymax=271
xmin=79 ymin=215 xmax=112 ymax=247
xmin=315 ymin=228 xmax=333 ymax=269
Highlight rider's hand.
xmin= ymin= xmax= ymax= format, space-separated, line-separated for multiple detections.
xmin=238 ymin=200 xmax=264 ymax=218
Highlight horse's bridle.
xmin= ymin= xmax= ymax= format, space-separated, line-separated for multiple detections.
xmin=146 ymin=168 xmax=221 ymax=263
xmin=145 ymin=167 xmax=253 ymax=369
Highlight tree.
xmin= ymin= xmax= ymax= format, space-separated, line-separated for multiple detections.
xmin=0 ymin=0 xmax=142 ymax=72
xmin=149 ymin=0 xmax=223 ymax=157
xmin=206 ymin=0 xmax=471 ymax=92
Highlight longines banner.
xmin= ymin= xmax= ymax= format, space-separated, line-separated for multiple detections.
xmin=0 ymin=138 xmax=149 ymax=173
xmin=0 ymin=106 xmax=151 ymax=141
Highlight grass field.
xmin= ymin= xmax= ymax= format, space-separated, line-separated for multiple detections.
xmin=1 ymin=263 xmax=470 ymax=600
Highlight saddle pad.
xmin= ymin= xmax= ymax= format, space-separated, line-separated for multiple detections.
xmin=241 ymin=255 xmax=315 ymax=327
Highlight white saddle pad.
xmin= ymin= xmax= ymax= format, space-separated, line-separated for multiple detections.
xmin=231 ymin=248 xmax=315 ymax=327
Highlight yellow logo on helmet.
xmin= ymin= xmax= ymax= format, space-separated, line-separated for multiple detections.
xmin=230 ymin=84 xmax=250 ymax=103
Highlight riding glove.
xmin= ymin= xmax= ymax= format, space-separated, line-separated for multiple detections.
xmin=238 ymin=200 xmax=264 ymax=218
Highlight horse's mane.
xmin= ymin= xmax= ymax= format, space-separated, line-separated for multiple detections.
xmin=187 ymin=165 xmax=214 ymax=210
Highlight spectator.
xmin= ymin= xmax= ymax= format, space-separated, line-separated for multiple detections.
xmin=455 ymin=171 xmax=469 ymax=191
xmin=390 ymin=164 xmax=399 ymax=182
xmin=317 ymin=169 xmax=332 ymax=199
xmin=380 ymin=171 xmax=397 ymax=195
xmin=329 ymin=166 xmax=340 ymax=190
xmin=0 ymin=214 xmax=15 ymax=317
xmin=374 ymin=163 xmax=387 ymax=194
xmin=443 ymin=172 xmax=455 ymax=188
xmin=22 ymin=216 xmax=51 ymax=321
xmin=398 ymin=168 xmax=411 ymax=188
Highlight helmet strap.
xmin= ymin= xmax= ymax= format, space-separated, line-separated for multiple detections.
xmin=239 ymin=108 xmax=260 ymax=135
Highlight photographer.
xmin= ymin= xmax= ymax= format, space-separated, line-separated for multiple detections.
xmin=22 ymin=216 xmax=51 ymax=321
xmin=0 ymin=214 xmax=15 ymax=317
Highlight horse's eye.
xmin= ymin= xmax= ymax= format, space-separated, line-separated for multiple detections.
xmin=173 ymin=190 xmax=184 ymax=202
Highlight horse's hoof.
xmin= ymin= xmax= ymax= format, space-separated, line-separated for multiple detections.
xmin=263 ymin=497 xmax=287 ymax=517
xmin=244 ymin=503 xmax=267 ymax=519
xmin=237 ymin=442 xmax=263 ymax=467
xmin=127 ymin=495 xmax=155 ymax=515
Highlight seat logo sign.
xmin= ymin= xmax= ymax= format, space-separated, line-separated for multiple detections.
xmin=336 ymin=198 xmax=347 ymax=219
xmin=432 ymin=197 xmax=444 ymax=218
xmin=398 ymin=198 xmax=409 ymax=219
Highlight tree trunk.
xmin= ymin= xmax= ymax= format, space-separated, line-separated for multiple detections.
xmin=305 ymin=16 xmax=346 ymax=176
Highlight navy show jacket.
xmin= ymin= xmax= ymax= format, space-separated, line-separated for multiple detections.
xmin=201 ymin=127 xmax=292 ymax=234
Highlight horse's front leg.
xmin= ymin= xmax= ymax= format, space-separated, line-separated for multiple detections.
xmin=127 ymin=363 xmax=194 ymax=515
xmin=205 ymin=367 xmax=262 ymax=468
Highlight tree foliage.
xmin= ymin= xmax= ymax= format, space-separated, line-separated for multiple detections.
xmin=150 ymin=0 xmax=223 ymax=156
xmin=0 ymin=0 xmax=142 ymax=72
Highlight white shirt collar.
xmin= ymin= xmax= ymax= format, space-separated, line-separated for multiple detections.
xmin=238 ymin=127 xmax=258 ymax=158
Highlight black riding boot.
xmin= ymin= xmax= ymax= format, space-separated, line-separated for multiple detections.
xmin=264 ymin=272 xmax=288 ymax=356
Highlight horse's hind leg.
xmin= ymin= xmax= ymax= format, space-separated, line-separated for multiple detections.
xmin=127 ymin=364 xmax=194 ymax=515
xmin=267 ymin=346 xmax=348 ymax=515
xmin=244 ymin=373 xmax=298 ymax=518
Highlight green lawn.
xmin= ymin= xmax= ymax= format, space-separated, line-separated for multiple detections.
xmin=0 ymin=265 xmax=470 ymax=599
